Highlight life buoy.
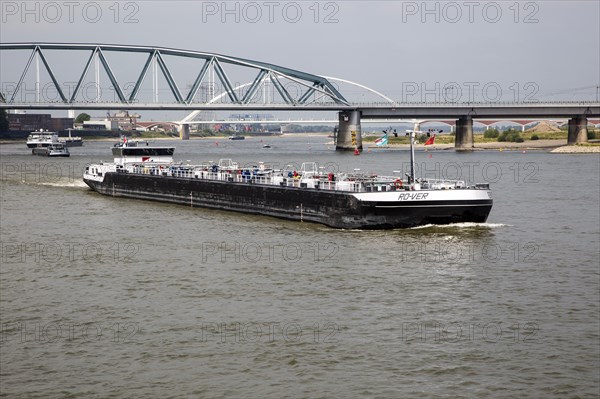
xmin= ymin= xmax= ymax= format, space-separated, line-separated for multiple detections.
xmin=395 ymin=179 xmax=403 ymax=189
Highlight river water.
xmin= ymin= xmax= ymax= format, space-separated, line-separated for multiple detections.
xmin=1 ymin=136 xmax=598 ymax=398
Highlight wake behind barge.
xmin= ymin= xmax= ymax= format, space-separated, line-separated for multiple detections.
xmin=83 ymin=140 xmax=492 ymax=229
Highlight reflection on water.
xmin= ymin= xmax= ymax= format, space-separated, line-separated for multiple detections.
xmin=1 ymin=137 xmax=598 ymax=398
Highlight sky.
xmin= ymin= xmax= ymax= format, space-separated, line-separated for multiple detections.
xmin=1 ymin=0 xmax=599 ymax=119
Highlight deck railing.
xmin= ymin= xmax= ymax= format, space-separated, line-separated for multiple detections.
xmin=119 ymin=165 xmax=476 ymax=193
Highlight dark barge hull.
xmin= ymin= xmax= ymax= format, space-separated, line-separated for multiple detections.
xmin=84 ymin=173 xmax=492 ymax=229
xmin=63 ymin=140 xmax=83 ymax=147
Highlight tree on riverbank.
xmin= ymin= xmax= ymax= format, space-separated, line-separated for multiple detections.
xmin=75 ymin=113 xmax=91 ymax=124
xmin=498 ymin=128 xmax=524 ymax=143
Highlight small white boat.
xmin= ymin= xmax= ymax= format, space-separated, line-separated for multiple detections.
xmin=262 ymin=144 xmax=271 ymax=149
xmin=32 ymin=142 xmax=70 ymax=157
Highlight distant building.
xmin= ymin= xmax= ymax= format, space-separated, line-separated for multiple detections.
xmin=50 ymin=118 xmax=74 ymax=131
xmin=135 ymin=122 xmax=179 ymax=133
xmin=75 ymin=111 xmax=142 ymax=131
xmin=82 ymin=120 xmax=119 ymax=130
xmin=106 ymin=111 xmax=140 ymax=131
xmin=7 ymin=113 xmax=73 ymax=131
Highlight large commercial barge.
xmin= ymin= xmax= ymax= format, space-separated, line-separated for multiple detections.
xmin=83 ymin=136 xmax=492 ymax=229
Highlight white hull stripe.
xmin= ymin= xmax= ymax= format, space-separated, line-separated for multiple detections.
xmin=375 ymin=204 xmax=492 ymax=208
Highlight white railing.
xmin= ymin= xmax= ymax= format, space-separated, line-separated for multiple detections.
xmin=123 ymin=164 xmax=370 ymax=193
xmin=420 ymin=179 xmax=466 ymax=189
xmin=116 ymin=164 xmax=484 ymax=193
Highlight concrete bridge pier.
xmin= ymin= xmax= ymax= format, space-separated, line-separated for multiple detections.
xmin=455 ymin=116 xmax=474 ymax=150
xmin=567 ymin=115 xmax=588 ymax=144
xmin=336 ymin=110 xmax=362 ymax=151
xmin=179 ymin=124 xmax=190 ymax=140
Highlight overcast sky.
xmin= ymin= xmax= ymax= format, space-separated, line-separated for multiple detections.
xmin=1 ymin=0 xmax=599 ymax=115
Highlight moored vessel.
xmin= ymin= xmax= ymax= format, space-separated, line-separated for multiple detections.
xmin=26 ymin=130 xmax=56 ymax=148
xmin=26 ymin=130 xmax=83 ymax=148
xmin=62 ymin=129 xmax=83 ymax=147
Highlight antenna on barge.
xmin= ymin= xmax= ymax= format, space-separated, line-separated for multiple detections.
xmin=406 ymin=121 xmax=422 ymax=185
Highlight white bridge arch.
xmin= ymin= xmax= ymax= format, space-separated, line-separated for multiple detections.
xmin=180 ymin=76 xmax=394 ymax=124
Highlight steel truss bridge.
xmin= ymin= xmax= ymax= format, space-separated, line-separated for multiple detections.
xmin=1 ymin=43 xmax=598 ymax=148
xmin=0 ymin=42 xmax=358 ymax=108
xmin=0 ymin=43 xmax=598 ymax=114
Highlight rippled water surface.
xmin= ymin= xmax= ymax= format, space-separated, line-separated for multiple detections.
xmin=1 ymin=137 xmax=599 ymax=398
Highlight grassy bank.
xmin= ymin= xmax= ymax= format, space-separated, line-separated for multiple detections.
xmin=363 ymin=130 xmax=577 ymax=145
